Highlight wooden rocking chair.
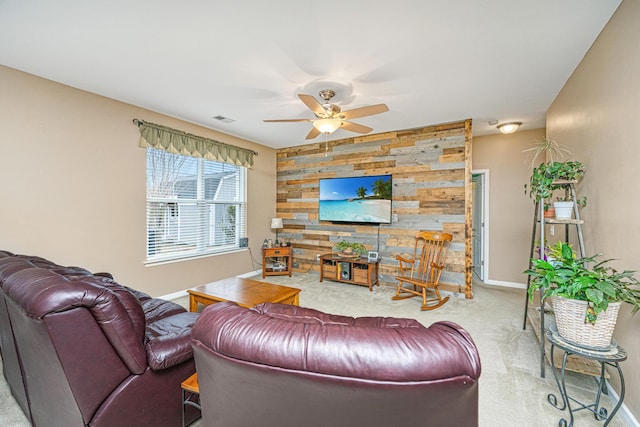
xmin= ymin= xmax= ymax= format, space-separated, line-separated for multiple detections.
xmin=392 ymin=231 xmax=453 ymax=311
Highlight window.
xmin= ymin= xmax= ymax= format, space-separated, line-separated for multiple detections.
xmin=145 ymin=147 xmax=246 ymax=263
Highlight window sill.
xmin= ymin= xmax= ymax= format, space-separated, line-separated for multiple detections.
xmin=144 ymin=248 xmax=247 ymax=267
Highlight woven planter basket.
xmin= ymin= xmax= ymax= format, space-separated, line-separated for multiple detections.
xmin=552 ymin=297 xmax=621 ymax=349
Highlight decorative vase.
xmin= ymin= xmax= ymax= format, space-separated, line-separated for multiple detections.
xmin=552 ymin=296 xmax=621 ymax=349
xmin=553 ymin=201 xmax=574 ymax=220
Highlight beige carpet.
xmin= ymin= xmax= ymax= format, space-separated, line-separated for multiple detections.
xmin=230 ymin=274 xmax=632 ymax=427
xmin=0 ymin=273 xmax=632 ymax=426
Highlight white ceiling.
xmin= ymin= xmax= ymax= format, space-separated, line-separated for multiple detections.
xmin=0 ymin=0 xmax=621 ymax=149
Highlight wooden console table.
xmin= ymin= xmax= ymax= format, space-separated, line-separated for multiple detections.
xmin=319 ymin=254 xmax=379 ymax=291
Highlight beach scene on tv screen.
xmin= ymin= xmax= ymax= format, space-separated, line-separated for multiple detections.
xmin=319 ymin=175 xmax=392 ymax=223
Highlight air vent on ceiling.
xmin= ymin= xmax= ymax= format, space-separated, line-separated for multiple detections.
xmin=212 ymin=115 xmax=235 ymax=124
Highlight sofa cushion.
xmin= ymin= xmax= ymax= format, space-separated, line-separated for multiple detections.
xmin=145 ymin=312 xmax=199 ymax=370
xmin=252 ymin=302 xmax=423 ymax=328
xmin=142 ymin=298 xmax=188 ymax=324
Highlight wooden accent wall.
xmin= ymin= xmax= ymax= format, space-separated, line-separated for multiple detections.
xmin=276 ymin=119 xmax=473 ymax=298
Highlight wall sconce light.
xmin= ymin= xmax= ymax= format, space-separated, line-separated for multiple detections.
xmin=270 ymin=217 xmax=283 ymax=243
xmin=497 ymin=122 xmax=522 ymax=134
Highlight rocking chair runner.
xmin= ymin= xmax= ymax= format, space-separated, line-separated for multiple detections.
xmin=392 ymin=231 xmax=453 ymax=311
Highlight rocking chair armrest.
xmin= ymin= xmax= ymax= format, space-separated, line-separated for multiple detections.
xmin=395 ymin=255 xmax=415 ymax=264
xmin=396 ymin=256 xmax=416 ymax=279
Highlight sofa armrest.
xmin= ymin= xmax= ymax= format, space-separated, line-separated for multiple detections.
xmin=145 ymin=312 xmax=199 ymax=371
xmin=142 ymin=298 xmax=186 ymax=323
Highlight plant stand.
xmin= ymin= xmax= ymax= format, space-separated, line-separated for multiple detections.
xmin=523 ymin=180 xmax=586 ymax=378
xmin=546 ymin=329 xmax=626 ymax=427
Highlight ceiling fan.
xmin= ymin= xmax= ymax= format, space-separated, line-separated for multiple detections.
xmin=264 ymin=89 xmax=389 ymax=140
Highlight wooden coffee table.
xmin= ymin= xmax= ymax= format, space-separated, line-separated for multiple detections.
xmin=187 ymin=276 xmax=301 ymax=312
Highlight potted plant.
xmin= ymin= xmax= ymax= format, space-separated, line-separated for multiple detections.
xmin=526 ymin=160 xmax=585 ymax=203
xmin=334 ymin=240 xmax=367 ymax=258
xmin=523 ymin=138 xmax=586 ymax=219
xmin=553 ymin=194 xmax=588 ymax=220
xmin=525 ymin=241 xmax=640 ymax=349
xmin=522 ymin=137 xmax=571 ymax=169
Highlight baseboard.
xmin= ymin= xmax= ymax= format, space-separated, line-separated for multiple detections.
xmin=607 ymin=381 xmax=640 ymax=426
xmin=238 ymin=269 xmax=262 ymax=278
xmin=158 ymin=289 xmax=188 ymax=300
xmin=483 ymin=279 xmax=526 ymax=289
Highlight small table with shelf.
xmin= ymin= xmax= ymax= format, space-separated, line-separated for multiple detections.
xmin=181 ymin=373 xmax=200 ymax=427
xmin=262 ymin=246 xmax=292 ymax=278
xmin=319 ymin=254 xmax=379 ymax=291
xmin=545 ymin=329 xmax=627 ymax=427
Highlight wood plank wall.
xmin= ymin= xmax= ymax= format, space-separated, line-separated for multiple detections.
xmin=275 ymin=119 xmax=473 ymax=298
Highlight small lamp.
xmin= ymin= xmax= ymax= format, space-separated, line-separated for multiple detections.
xmin=270 ymin=218 xmax=283 ymax=244
xmin=497 ymin=122 xmax=522 ymax=134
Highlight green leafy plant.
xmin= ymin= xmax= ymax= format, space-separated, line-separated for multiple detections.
xmin=522 ymin=137 xmax=571 ymax=169
xmin=525 ymin=242 xmax=640 ymax=324
xmin=556 ymin=194 xmax=588 ymax=208
xmin=333 ymin=240 xmax=367 ymax=256
xmin=524 ymin=161 xmax=586 ymax=203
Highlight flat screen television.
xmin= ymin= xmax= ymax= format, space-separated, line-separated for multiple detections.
xmin=319 ymin=175 xmax=392 ymax=224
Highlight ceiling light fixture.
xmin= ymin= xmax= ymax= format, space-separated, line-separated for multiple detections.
xmin=313 ymin=118 xmax=342 ymax=134
xmin=497 ymin=122 xmax=522 ymax=134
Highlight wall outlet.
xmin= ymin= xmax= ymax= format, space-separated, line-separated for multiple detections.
xmin=316 ymin=254 xmax=321 ymax=261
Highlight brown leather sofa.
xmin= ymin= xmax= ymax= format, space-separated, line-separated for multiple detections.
xmin=0 ymin=250 xmax=200 ymax=427
xmin=192 ymin=301 xmax=482 ymax=427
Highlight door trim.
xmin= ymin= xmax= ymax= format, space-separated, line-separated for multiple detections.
xmin=471 ymin=170 xmax=489 ymax=282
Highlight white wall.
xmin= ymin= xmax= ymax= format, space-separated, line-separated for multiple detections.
xmin=473 ymin=128 xmax=546 ymax=285
xmin=0 ymin=65 xmax=276 ymax=296
xmin=547 ymin=0 xmax=640 ymax=418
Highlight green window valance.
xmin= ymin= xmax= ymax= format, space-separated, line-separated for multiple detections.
xmin=134 ymin=119 xmax=255 ymax=168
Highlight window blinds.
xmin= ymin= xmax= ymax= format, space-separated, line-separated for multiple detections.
xmin=145 ymin=147 xmax=246 ymax=263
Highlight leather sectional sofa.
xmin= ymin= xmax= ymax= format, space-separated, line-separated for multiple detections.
xmin=0 ymin=251 xmax=200 ymax=426
xmin=192 ymin=301 xmax=482 ymax=427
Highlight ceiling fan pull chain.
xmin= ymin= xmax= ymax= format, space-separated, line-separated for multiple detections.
xmin=325 ymin=133 xmax=329 ymax=157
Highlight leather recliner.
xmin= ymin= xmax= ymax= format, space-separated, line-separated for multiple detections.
xmin=192 ymin=301 xmax=482 ymax=427
xmin=0 ymin=250 xmax=200 ymax=426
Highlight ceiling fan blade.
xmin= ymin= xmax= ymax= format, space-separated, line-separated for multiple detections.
xmin=341 ymin=121 xmax=373 ymax=134
xmin=298 ymin=94 xmax=326 ymax=116
xmin=340 ymin=104 xmax=389 ymax=120
xmin=305 ymin=127 xmax=321 ymax=140
xmin=263 ymin=118 xmax=313 ymax=123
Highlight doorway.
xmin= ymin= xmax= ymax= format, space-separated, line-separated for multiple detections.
xmin=472 ymin=171 xmax=488 ymax=281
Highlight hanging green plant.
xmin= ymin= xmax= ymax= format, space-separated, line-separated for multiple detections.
xmin=524 ymin=161 xmax=586 ymax=203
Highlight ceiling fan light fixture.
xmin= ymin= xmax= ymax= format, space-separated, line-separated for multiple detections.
xmin=313 ymin=118 xmax=341 ymax=134
xmin=497 ymin=122 xmax=522 ymax=134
